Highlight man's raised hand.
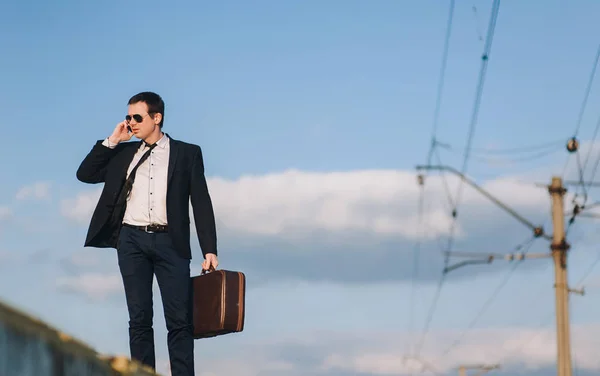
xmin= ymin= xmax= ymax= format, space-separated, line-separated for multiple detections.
xmin=108 ymin=121 xmax=133 ymax=144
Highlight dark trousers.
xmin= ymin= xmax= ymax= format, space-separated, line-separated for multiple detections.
xmin=117 ymin=225 xmax=194 ymax=376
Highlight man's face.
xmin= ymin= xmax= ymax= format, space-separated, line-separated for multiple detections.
xmin=126 ymin=102 xmax=159 ymax=140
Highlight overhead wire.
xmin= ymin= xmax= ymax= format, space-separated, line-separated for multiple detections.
xmin=439 ymin=142 xmax=562 ymax=165
xmin=424 ymin=0 xmax=456 ymax=168
xmin=581 ymin=114 xmax=600 ymax=174
xmin=560 ymin=43 xmax=600 ymax=194
xmin=579 ymin=112 xmax=600 ymax=205
xmin=561 ymin=44 xmax=600 ymax=176
xmin=437 ymin=236 xmax=536 ymax=360
xmin=482 ymin=213 xmax=591 ymax=372
xmin=569 ymin=44 xmax=600 ymax=140
xmin=409 ymin=0 xmax=456 ymax=362
xmin=414 ymin=29 xmax=600 ymax=376
xmin=574 ymin=150 xmax=589 ymax=204
xmin=406 ymin=180 xmax=426 ymax=360
xmin=563 ymin=44 xmax=600 ymax=236
xmin=568 ymin=111 xmax=600 ymax=208
xmin=406 ymin=22 xmax=600 ymax=376
xmin=494 ymin=250 xmax=595 ymax=368
xmin=583 ymin=143 xmax=600 ymax=195
xmin=413 ymin=0 xmax=502 ymax=360
xmin=452 ymin=0 xmax=501 ymax=209
xmin=419 ymin=148 xmax=560 ymax=372
xmin=439 ymin=138 xmax=565 ymax=155
xmin=435 ymin=146 xmax=457 ymax=212
xmin=488 ymin=224 xmax=588 ymax=372
xmin=572 ymin=249 xmax=600 ymax=287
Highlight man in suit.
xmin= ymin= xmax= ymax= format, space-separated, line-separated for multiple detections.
xmin=76 ymin=91 xmax=218 ymax=376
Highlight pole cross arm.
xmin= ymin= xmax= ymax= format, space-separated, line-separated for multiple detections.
xmin=474 ymin=365 xmax=501 ymax=376
xmin=442 ymin=251 xmax=551 ymax=273
xmin=445 ymin=251 xmax=551 ymax=261
xmin=415 ymin=164 xmax=552 ymax=241
xmin=443 ymin=258 xmax=493 ymax=274
xmin=458 ymin=364 xmax=500 ymax=376
xmin=562 ymin=180 xmax=600 ymax=187
xmin=568 ymin=287 xmax=585 ymax=296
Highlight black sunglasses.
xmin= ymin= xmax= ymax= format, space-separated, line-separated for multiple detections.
xmin=125 ymin=113 xmax=151 ymax=123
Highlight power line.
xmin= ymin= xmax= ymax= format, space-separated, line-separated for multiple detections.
xmin=412 ymin=0 xmax=502 ymax=360
xmin=416 ymin=40 xmax=600 ymax=376
xmin=577 ymin=112 xmax=600 ymax=207
xmin=570 ymin=43 xmax=600 ymax=138
xmin=580 ymin=114 xmax=600 ymax=174
xmin=425 ymin=0 xmax=456 ymax=167
xmin=416 ymin=165 xmax=548 ymax=239
xmin=440 ymin=143 xmax=562 ymax=165
xmin=406 ymin=179 xmax=426 ymax=359
xmin=437 ymin=138 xmax=564 ymax=156
xmin=494 ymin=246 xmax=597 ymax=369
xmin=415 ymin=164 xmax=592 ymax=376
xmin=435 ymin=147 xmax=457 ymax=213
xmin=563 ymin=109 xmax=600 ymax=235
xmin=474 ymin=229 xmax=585 ymax=367
xmin=572 ymin=249 xmax=600 ymax=287
xmin=408 ymin=0 xmax=456 ymax=364
xmin=453 ymin=0 xmax=501 ymax=208
xmin=439 ymin=237 xmax=536 ymax=359
xmin=469 ymin=139 xmax=565 ymax=155
xmin=560 ymin=42 xmax=600 ymax=180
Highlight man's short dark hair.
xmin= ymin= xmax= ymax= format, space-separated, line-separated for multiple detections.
xmin=128 ymin=91 xmax=165 ymax=128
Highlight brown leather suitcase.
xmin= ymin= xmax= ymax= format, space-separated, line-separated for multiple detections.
xmin=191 ymin=267 xmax=246 ymax=339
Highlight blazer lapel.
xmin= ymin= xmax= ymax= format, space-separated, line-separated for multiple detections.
xmin=167 ymin=134 xmax=179 ymax=185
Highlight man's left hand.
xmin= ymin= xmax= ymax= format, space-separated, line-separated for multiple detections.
xmin=202 ymin=253 xmax=219 ymax=271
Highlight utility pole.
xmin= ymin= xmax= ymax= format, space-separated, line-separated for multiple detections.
xmin=415 ymin=166 xmax=586 ymax=376
xmin=458 ymin=364 xmax=499 ymax=376
xmin=549 ymin=177 xmax=572 ymax=376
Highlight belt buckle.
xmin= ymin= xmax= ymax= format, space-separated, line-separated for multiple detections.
xmin=144 ymin=225 xmax=154 ymax=233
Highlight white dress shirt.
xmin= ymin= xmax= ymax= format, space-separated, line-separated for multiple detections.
xmin=102 ymin=134 xmax=170 ymax=226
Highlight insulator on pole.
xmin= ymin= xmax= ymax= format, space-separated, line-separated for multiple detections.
xmin=566 ymin=137 xmax=579 ymax=153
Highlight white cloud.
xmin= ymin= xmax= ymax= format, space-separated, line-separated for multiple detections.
xmin=62 ymin=170 xmax=460 ymax=239
xmin=60 ymin=169 xmax=551 ymax=241
xmin=60 ymin=188 xmax=101 ymax=223
xmin=207 ymin=169 xmax=458 ymax=239
xmin=179 ymin=325 xmax=600 ymax=376
xmin=15 ymin=181 xmax=51 ymax=200
xmin=57 ymin=169 xmax=566 ymax=285
xmin=480 ymin=177 xmax=551 ymax=208
xmin=56 ymin=273 xmax=123 ymax=300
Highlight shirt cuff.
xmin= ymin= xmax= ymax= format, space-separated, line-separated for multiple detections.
xmin=102 ymin=138 xmax=117 ymax=149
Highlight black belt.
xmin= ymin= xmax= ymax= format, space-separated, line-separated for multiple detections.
xmin=123 ymin=223 xmax=168 ymax=233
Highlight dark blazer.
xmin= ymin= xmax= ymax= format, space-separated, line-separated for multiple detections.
xmin=75 ymin=134 xmax=217 ymax=260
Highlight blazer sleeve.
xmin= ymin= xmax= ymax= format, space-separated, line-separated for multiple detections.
xmin=76 ymin=140 xmax=121 ymax=184
xmin=190 ymin=146 xmax=218 ymax=257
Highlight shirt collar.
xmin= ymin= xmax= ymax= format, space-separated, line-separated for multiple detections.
xmin=155 ymin=133 xmax=169 ymax=149
xmin=140 ymin=133 xmax=169 ymax=150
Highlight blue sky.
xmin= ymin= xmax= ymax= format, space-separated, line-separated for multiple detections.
xmin=2 ymin=0 xmax=600 ymax=375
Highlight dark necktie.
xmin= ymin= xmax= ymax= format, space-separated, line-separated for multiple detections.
xmin=123 ymin=142 xmax=157 ymax=199
xmin=110 ymin=142 xmax=157 ymax=226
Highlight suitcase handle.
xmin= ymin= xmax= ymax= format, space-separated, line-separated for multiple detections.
xmin=201 ymin=265 xmax=216 ymax=275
